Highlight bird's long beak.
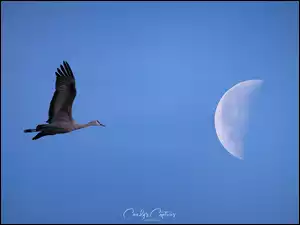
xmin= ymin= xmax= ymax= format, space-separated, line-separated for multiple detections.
xmin=100 ymin=123 xmax=105 ymax=127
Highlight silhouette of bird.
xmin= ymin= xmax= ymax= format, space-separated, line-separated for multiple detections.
xmin=24 ymin=61 xmax=105 ymax=140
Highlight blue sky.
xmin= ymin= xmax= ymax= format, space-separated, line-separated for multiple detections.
xmin=1 ymin=2 xmax=298 ymax=224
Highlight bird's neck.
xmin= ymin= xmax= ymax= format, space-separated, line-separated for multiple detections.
xmin=74 ymin=123 xmax=91 ymax=130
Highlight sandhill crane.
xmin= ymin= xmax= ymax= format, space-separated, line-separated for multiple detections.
xmin=24 ymin=61 xmax=105 ymax=140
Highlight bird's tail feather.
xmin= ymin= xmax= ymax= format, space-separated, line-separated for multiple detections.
xmin=24 ymin=129 xmax=37 ymax=133
xmin=32 ymin=132 xmax=48 ymax=140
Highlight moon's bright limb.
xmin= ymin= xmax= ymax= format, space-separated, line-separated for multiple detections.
xmin=214 ymin=79 xmax=263 ymax=160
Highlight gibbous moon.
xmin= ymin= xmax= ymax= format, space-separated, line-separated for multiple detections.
xmin=214 ymin=80 xmax=263 ymax=160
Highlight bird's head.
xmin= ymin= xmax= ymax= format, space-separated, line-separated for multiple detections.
xmin=89 ymin=120 xmax=105 ymax=127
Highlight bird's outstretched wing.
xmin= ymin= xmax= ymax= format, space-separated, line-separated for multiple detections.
xmin=47 ymin=61 xmax=77 ymax=124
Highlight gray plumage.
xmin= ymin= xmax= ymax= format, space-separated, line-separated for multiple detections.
xmin=24 ymin=61 xmax=105 ymax=140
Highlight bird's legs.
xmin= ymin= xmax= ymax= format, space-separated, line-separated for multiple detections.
xmin=24 ymin=124 xmax=50 ymax=133
xmin=24 ymin=124 xmax=65 ymax=140
xmin=24 ymin=124 xmax=53 ymax=140
xmin=24 ymin=128 xmax=37 ymax=133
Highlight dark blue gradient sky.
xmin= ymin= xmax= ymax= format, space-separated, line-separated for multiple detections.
xmin=2 ymin=2 xmax=298 ymax=224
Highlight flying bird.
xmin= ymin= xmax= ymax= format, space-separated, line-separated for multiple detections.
xmin=24 ymin=61 xmax=105 ymax=140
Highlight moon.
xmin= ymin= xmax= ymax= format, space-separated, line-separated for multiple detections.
xmin=214 ymin=79 xmax=263 ymax=160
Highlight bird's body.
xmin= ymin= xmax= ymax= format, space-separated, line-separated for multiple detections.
xmin=24 ymin=61 xmax=105 ymax=140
